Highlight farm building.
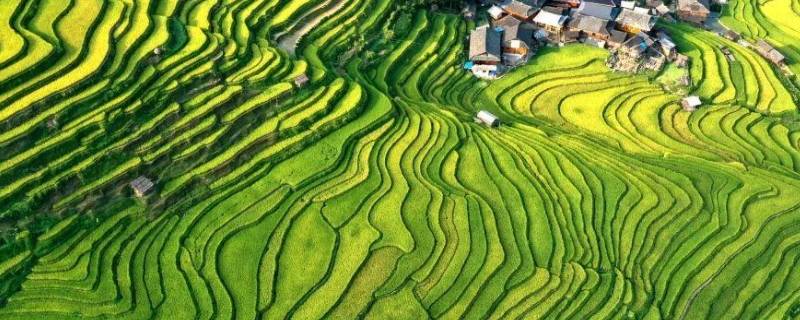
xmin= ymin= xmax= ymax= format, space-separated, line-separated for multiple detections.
xmin=533 ymin=10 xmax=569 ymax=42
xmin=469 ymin=25 xmax=503 ymax=64
xmin=577 ymin=0 xmax=621 ymax=20
xmin=503 ymin=0 xmax=538 ymax=20
xmin=293 ymin=73 xmax=310 ymax=88
xmin=130 ymin=176 xmax=155 ymax=198
xmin=476 ymin=110 xmax=501 ymax=127
xmin=609 ymin=32 xmax=666 ymax=72
xmin=677 ymin=0 xmax=711 ymax=25
xmin=616 ymin=8 xmax=657 ymax=33
xmin=657 ymin=32 xmax=678 ymax=59
xmin=568 ymin=14 xmax=613 ymax=47
xmin=755 ymin=40 xmax=786 ymax=65
xmin=723 ymin=30 xmax=741 ymax=41
xmin=681 ymin=96 xmax=702 ymax=111
xmin=494 ymin=15 xmax=536 ymax=65
xmin=606 ymin=29 xmax=628 ymax=49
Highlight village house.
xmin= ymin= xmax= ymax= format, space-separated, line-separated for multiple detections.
xmin=469 ymin=25 xmax=503 ymax=64
xmin=606 ymin=29 xmax=628 ymax=49
xmin=533 ymin=9 xmax=569 ymax=42
xmin=494 ymin=15 xmax=537 ymax=65
xmin=642 ymin=47 xmax=667 ymax=70
xmin=657 ymin=31 xmax=677 ymax=60
xmin=755 ymin=40 xmax=786 ymax=66
xmin=609 ymin=32 xmax=666 ymax=72
xmin=568 ymin=14 xmax=613 ymax=47
xmin=503 ymin=0 xmax=538 ymax=20
xmin=616 ymin=8 xmax=657 ymax=33
xmin=130 ymin=176 xmax=154 ymax=198
xmin=723 ymin=30 xmax=741 ymax=41
xmin=576 ymin=0 xmax=621 ymax=20
xmin=677 ymin=0 xmax=711 ymax=25
xmin=468 ymin=25 xmax=503 ymax=78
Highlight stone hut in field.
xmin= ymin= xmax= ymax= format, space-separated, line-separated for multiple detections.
xmin=755 ymin=40 xmax=786 ymax=66
xmin=130 ymin=176 xmax=155 ymax=198
xmin=533 ymin=10 xmax=569 ymax=42
xmin=293 ymin=73 xmax=310 ymax=88
xmin=681 ymin=96 xmax=702 ymax=111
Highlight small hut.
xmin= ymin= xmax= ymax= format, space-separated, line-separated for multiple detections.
xmin=476 ymin=110 xmax=501 ymax=127
xmin=681 ymin=96 xmax=702 ymax=111
xmin=130 ymin=176 xmax=154 ymax=198
xmin=293 ymin=73 xmax=310 ymax=88
xmin=46 ymin=117 xmax=58 ymax=130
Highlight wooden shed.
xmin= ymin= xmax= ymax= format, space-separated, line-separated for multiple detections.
xmin=293 ymin=73 xmax=310 ymax=88
xmin=130 ymin=176 xmax=154 ymax=198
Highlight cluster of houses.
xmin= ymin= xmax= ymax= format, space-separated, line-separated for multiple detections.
xmin=465 ymin=0 xmax=792 ymax=115
xmin=467 ymin=0 xmax=704 ymax=78
xmin=466 ymin=0 xmax=730 ymax=78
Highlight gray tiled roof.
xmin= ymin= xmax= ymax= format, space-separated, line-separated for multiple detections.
xmin=130 ymin=176 xmax=154 ymax=195
xmin=569 ymin=14 xmax=611 ymax=36
xmin=609 ymin=29 xmax=628 ymax=43
xmin=469 ymin=26 xmax=502 ymax=62
xmin=505 ymin=0 xmax=537 ymax=17
xmin=578 ymin=2 xmax=621 ymax=20
xmin=494 ymin=15 xmax=535 ymax=43
xmin=617 ymin=8 xmax=657 ymax=31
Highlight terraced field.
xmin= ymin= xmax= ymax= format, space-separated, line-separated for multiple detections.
xmin=723 ymin=0 xmax=800 ymax=74
xmin=0 ymin=0 xmax=800 ymax=319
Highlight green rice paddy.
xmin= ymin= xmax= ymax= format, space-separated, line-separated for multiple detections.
xmin=0 ymin=0 xmax=799 ymax=319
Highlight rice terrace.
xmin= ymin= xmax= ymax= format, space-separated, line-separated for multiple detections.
xmin=2 ymin=0 xmax=800 ymax=318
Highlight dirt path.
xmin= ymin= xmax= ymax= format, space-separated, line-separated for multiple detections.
xmin=276 ymin=0 xmax=348 ymax=56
